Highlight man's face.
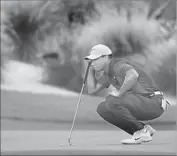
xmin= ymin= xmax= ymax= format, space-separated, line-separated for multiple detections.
xmin=91 ymin=56 xmax=106 ymax=72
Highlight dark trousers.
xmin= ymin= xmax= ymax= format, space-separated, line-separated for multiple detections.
xmin=96 ymin=93 xmax=164 ymax=135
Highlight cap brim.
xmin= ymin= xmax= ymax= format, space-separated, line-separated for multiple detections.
xmin=84 ymin=54 xmax=101 ymax=60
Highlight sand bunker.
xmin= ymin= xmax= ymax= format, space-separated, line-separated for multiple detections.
xmin=1 ymin=60 xmax=77 ymax=97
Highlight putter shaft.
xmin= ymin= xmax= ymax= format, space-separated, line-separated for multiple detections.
xmin=67 ymin=62 xmax=91 ymax=145
xmin=68 ymin=83 xmax=85 ymax=144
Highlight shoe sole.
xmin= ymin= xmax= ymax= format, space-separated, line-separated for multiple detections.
xmin=122 ymin=140 xmax=152 ymax=145
xmin=122 ymin=136 xmax=152 ymax=145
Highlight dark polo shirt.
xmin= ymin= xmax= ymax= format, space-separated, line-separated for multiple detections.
xmin=97 ymin=58 xmax=160 ymax=93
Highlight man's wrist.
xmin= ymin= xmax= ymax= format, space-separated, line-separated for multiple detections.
xmin=118 ymin=91 xmax=124 ymax=97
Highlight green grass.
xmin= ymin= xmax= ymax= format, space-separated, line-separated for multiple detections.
xmin=1 ymin=88 xmax=176 ymax=130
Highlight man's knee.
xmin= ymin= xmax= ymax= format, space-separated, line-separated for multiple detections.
xmin=96 ymin=102 xmax=105 ymax=116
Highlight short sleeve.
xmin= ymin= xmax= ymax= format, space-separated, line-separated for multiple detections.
xmin=96 ymin=72 xmax=110 ymax=88
xmin=113 ymin=62 xmax=134 ymax=77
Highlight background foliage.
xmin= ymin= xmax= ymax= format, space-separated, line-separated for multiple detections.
xmin=1 ymin=0 xmax=176 ymax=95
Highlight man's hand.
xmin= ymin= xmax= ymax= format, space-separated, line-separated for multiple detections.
xmin=108 ymin=86 xmax=122 ymax=97
xmin=87 ymin=59 xmax=92 ymax=65
xmin=109 ymin=90 xmax=121 ymax=97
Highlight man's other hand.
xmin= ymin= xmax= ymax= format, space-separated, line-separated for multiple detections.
xmin=108 ymin=85 xmax=121 ymax=97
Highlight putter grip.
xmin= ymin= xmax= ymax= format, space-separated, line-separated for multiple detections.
xmin=83 ymin=62 xmax=91 ymax=84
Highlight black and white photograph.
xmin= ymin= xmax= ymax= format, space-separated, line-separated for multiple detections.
xmin=1 ymin=0 xmax=176 ymax=155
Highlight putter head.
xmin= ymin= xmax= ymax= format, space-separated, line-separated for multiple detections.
xmin=68 ymin=137 xmax=72 ymax=145
xmin=59 ymin=137 xmax=73 ymax=147
xmin=59 ymin=143 xmax=72 ymax=147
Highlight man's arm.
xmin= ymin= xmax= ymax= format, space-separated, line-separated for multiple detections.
xmin=86 ymin=67 xmax=107 ymax=95
xmin=109 ymin=63 xmax=139 ymax=97
xmin=88 ymin=83 xmax=106 ymax=95
xmin=118 ymin=69 xmax=139 ymax=96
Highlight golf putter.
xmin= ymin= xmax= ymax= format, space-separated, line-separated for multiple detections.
xmin=60 ymin=61 xmax=91 ymax=147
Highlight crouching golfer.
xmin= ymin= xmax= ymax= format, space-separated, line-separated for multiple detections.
xmin=85 ymin=44 xmax=168 ymax=144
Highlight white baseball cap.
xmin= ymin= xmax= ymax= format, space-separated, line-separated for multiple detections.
xmin=84 ymin=44 xmax=112 ymax=60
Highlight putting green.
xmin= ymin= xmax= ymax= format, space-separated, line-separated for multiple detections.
xmin=1 ymin=88 xmax=176 ymax=131
xmin=1 ymin=130 xmax=176 ymax=155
